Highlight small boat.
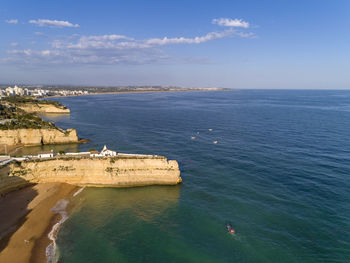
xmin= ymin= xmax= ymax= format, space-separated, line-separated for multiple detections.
xmin=209 ymin=128 xmax=213 ymax=132
xmin=226 ymin=224 xmax=235 ymax=235
xmin=191 ymin=137 xmax=196 ymax=140
xmin=213 ymin=141 xmax=218 ymax=144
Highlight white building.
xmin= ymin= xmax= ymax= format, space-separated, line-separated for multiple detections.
xmin=37 ymin=151 xmax=54 ymax=158
xmin=5 ymin=85 xmax=24 ymax=96
xmin=100 ymin=145 xmax=117 ymax=156
xmin=6 ymin=87 xmax=15 ymax=96
xmin=13 ymin=85 xmax=24 ymax=96
xmin=90 ymin=145 xmax=117 ymax=157
xmin=24 ymin=88 xmax=31 ymax=96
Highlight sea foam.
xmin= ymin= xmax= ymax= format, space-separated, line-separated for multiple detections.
xmin=46 ymin=199 xmax=69 ymax=263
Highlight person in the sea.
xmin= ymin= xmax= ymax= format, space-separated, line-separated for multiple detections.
xmin=226 ymin=224 xmax=235 ymax=234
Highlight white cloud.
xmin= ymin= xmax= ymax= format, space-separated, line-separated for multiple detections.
xmin=212 ymin=18 xmax=249 ymax=28
xmin=5 ymin=19 xmax=18 ymax=24
xmin=145 ymin=30 xmax=233 ymax=46
xmin=29 ymin=19 xmax=79 ymax=28
xmin=51 ymin=30 xmax=241 ymax=51
xmin=10 ymin=42 xmax=19 ymax=47
xmin=84 ymin=35 xmax=133 ymax=41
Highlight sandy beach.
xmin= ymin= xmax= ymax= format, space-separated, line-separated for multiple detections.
xmin=0 ymin=183 xmax=77 ymax=263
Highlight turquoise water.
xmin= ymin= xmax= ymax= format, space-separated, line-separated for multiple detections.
xmin=49 ymin=90 xmax=349 ymax=262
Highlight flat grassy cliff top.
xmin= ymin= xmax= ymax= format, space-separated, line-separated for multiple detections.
xmin=0 ymin=103 xmax=58 ymax=130
xmin=2 ymin=96 xmax=66 ymax=108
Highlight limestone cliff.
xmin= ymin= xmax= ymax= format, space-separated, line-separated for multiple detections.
xmin=17 ymin=103 xmax=70 ymax=114
xmin=0 ymin=156 xmax=181 ymax=193
xmin=0 ymin=128 xmax=79 ymax=146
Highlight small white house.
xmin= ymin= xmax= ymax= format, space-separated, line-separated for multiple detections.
xmin=90 ymin=145 xmax=117 ymax=157
xmin=100 ymin=145 xmax=117 ymax=157
xmin=89 ymin=150 xmax=100 ymax=157
xmin=37 ymin=151 xmax=54 ymax=158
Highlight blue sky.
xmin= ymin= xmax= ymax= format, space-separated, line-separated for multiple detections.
xmin=1 ymin=0 xmax=349 ymax=88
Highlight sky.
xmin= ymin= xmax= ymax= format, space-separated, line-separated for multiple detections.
xmin=0 ymin=0 xmax=350 ymax=89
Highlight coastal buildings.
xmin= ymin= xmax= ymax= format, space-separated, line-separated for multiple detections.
xmin=0 ymin=85 xmax=89 ymax=98
xmin=33 ymin=145 xmax=117 ymax=159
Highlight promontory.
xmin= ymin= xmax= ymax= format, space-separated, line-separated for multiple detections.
xmin=0 ymin=97 xmax=79 ymax=149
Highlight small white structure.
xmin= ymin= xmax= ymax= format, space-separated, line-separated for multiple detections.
xmin=90 ymin=145 xmax=117 ymax=157
xmin=100 ymin=145 xmax=117 ymax=157
xmin=37 ymin=151 xmax=54 ymax=158
xmin=89 ymin=150 xmax=100 ymax=157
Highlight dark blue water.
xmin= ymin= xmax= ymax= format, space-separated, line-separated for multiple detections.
xmin=49 ymin=90 xmax=349 ymax=262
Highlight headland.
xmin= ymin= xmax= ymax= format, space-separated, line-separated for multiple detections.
xmin=0 ymin=147 xmax=182 ymax=195
xmin=0 ymin=95 xmax=182 ymax=262
xmin=0 ymin=145 xmax=182 ymax=262
xmin=0 ymin=97 xmax=79 ymax=154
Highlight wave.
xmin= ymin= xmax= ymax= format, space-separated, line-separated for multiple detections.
xmin=46 ymin=199 xmax=69 ymax=263
xmin=73 ymin=187 xmax=85 ymax=197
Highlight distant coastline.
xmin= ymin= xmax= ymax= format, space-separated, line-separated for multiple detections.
xmin=44 ymin=87 xmax=232 ymax=99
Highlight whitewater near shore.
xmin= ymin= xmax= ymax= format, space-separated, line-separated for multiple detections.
xmin=0 ymin=183 xmax=77 ymax=263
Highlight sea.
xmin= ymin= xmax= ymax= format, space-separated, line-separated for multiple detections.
xmin=35 ymin=90 xmax=349 ymax=262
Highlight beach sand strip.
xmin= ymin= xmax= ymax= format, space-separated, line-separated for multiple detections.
xmin=0 ymin=183 xmax=77 ymax=263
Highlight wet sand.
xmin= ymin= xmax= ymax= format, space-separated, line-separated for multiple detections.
xmin=0 ymin=183 xmax=77 ymax=263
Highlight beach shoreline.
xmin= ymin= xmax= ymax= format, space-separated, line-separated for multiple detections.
xmin=0 ymin=183 xmax=78 ymax=263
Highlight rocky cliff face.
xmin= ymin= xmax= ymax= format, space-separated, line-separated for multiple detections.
xmin=0 ymin=128 xmax=79 ymax=146
xmin=17 ymin=104 xmax=70 ymax=114
xmin=1 ymin=156 xmax=181 ymax=192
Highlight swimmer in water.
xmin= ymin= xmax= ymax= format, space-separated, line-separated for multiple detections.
xmin=226 ymin=224 xmax=235 ymax=234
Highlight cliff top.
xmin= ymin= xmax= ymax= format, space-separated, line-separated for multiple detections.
xmin=1 ymin=97 xmax=66 ymax=108
xmin=19 ymin=154 xmax=167 ymax=164
xmin=0 ymin=103 xmax=59 ymax=130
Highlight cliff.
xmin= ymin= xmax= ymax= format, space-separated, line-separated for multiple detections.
xmin=0 ymin=128 xmax=79 ymax=146
xmin=0 ymin=156 xmax=181 ymax=193
xmin=17 ymin=103 xmax=70 ymax=114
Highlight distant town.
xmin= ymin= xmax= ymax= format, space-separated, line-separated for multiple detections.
xmin=0 ymin=85 xmax=229 ymax=98
xmin=0 ymin=85 xmax=89 ymax=97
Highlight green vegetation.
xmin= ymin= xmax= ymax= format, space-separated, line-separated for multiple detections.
xmin=0 ymin=103 xmax=58 ymax=130
xmin=2 ymin=96 xmax=64 ymax=107
xmin=11 ymin=169 xmax=30 ymax=177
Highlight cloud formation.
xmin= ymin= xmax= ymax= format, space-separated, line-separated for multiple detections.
xmin=212 ymin=18 xmax=249 ymax=28
xmin=29 ymin=19 xmax=80 ymax=28
xmin=5 ymin=18 xmax=255 ymax=65
xmin=5 ymin=19 xmax=18 ymax=24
